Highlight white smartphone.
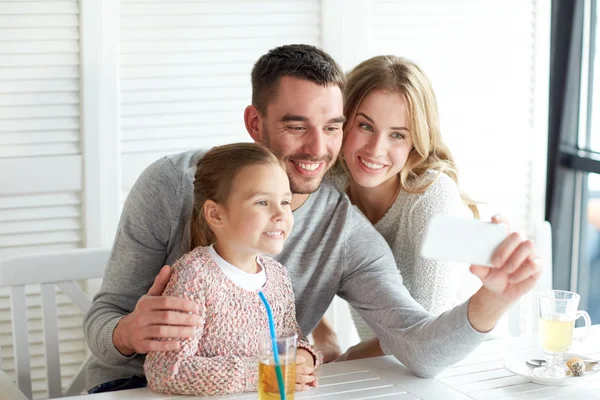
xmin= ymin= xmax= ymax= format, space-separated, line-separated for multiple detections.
xmin=420 ymin=214 xmax=509 ymax=267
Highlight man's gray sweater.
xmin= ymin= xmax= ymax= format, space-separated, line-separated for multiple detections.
xmin=83 ymin=150 xmax=486 ymax=390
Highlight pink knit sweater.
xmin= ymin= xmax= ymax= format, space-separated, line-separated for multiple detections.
xmin=144 ymin=246 xmax=322 ymax=396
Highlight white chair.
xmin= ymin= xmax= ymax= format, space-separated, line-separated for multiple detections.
xmin=528 ymin=221 xmax=554 ymax=333
xmin=506 ymin=221 xmax=554 ymax=337
xmin=0 ymin=248 xmax=109 ymax=399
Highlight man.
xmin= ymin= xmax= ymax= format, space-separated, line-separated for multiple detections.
xmin=84 ymin=44 xmax=540 ymax=393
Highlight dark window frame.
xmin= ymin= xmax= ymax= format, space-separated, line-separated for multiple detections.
xmin=547 ymin=0 xmax=600 ymax=302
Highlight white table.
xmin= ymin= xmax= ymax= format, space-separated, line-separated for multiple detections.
xmin=20 ymin=325 xmax=600 ymax=400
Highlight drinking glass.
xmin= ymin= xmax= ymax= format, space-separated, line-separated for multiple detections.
xmin=534 ymin=290 xmax=591 ymax=377
xmin=258 ymin=330 xmax=297 ymax=400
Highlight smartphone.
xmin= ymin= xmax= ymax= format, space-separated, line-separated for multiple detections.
xmin=420 ymin=214 xmax=508 ymax=267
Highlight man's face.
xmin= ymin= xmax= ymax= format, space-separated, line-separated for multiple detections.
xmin=257 ymin=76 xmax=345 ymax=194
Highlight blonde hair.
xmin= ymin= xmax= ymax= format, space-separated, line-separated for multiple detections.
xmin=190 ymin=143 xmax=286 ymax=251
xmin=342 ymin=55 xmax=478 ymax=218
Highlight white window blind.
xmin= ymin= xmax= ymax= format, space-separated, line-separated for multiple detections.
xmin=363 ymin=0 xmax=549 ymax=338
xmin=0 ymin=1 xmax=86 ymax=398
xmin=119 ymin=0 xmax=322 ymax=198
xmin=367 ymin=0 xmax=541 ymax=234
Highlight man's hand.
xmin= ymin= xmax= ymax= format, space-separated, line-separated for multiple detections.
xmin=312 ymin=317 xmax=342 ymax=363
xmin=295 ymin=349 xmax=317 ymax=392
xmin=468 ymin=215 xmax=542 ymax=332
xmin=336 ymin=337 xmax=383 ymax=362
xmin=112 ymin=265 xmax=201 ymax=356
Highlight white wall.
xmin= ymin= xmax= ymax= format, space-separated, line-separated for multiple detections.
xmin=323 ymin=0 xmax=551 ymax=344
xmin=0 ymin=0 xmax=549 ymax=397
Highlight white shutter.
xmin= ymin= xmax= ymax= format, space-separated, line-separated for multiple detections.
xmin=119 ymin=0 xmax=322 ymax=196
xmin=362 ymin=0 xmax=550 ymax=338
xmin=367 ymin=0 xmax=539 ymax=234
xmin=0 ymin=1 xmax=86 ymax=398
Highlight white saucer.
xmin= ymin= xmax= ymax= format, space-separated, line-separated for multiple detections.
xmin=503 ymin=352 xmax=600 ymax=386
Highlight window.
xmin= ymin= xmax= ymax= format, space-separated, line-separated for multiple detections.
xmin=547 ymin=0 xmax=600 ymax=324
xmin=581 ymin=173 xmax=600 ymax=322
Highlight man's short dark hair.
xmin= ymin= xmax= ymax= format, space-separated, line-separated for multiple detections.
xmin=251 ymin=44 xmax=345 ymax=114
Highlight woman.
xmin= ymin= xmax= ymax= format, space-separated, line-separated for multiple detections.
xmin=318 ymin=55 xmax=481 ymax=358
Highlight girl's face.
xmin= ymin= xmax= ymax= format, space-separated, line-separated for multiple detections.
xmin=343 ymin=89 xmax=414 ymax=189
xmin=218 ymin=163 xmax=294 ymax=256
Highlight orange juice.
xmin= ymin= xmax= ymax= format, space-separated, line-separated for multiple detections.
xmin=258 ymin=357 xmax=295 ymax=400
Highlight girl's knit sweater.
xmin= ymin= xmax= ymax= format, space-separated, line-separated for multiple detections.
xmin=144 ymin=246 xmax=322 ymax=396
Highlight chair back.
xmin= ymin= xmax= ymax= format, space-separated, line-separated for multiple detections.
xmin=529 ymin=221 xmax=554 ymax=333
xmin=506 ymin=221 xmax=553 ymax=337
xmin=0 ymin=248 xmax=109 ymax=399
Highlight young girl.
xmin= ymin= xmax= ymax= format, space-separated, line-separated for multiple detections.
xmin=144 ymin=143 xmax=322 ymax=396
xmin=317 ymin=55 xmax=482 ymax=359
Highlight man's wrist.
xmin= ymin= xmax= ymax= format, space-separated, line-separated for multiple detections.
xmin=312 ymin=319 xmax=338 ymax=343
xmin=341 ymin=338 xmax=383 ymax=361
xmin=358 ymin=338 xmax=383 ymax=358
xmin=468 ymin=287 xmax=512 ymax=333
xmin=112 ymin=315 xmax=135 ymax=356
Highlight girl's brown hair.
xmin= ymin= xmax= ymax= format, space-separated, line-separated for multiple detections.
xmin=342 ymin=55 xmax=478 ymax=217
xmin=189 ymin=142 xmax=285 ymax=250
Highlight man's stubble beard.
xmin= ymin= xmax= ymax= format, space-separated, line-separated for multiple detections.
xmin=260 ymin=127 xmax=327 ymax=195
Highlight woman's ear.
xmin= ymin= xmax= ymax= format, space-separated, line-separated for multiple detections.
xmin=244 ymin=105 xmax=263 ymax=142
xmin=204 ymin=200 xmax=224 ymax=229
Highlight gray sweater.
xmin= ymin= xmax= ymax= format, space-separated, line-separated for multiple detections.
xmin=83 ymin=150 xmax=487 ymax=390
xmin=331 ymin=171 xmax=481 ymax=341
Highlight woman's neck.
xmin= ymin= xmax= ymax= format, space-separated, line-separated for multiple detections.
xmin=213 ymin=242 xmax=260 ymax=274
xmin=347 ymin=175 xmax=401 ymax=225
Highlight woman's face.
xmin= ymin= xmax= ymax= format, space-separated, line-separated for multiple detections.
xmin=343 ymin=89 xmax=414 ymax=189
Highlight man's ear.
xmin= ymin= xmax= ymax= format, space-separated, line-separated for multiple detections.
xmin=204 ymin=200 xmax=225 ymax=229
xmin=244 ymin=105 xmax=262 ymax=142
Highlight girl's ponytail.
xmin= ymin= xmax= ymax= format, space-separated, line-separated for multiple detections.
xmin=189 ymin=203 xmax=215 ymax=250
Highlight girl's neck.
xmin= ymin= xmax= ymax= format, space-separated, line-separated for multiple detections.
xmin=347 ymin=175 xmax=401 ymax=225
xmin=213 ymin=242 xmax=260 ymax=274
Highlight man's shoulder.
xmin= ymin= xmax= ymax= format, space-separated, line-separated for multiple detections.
xmin=156 ymin=149 xmax=205 ymax=177
xmin=134 ymin=150 xmax=204 ymax=192
xmin=298 ymin=181 xmax=358 ymax=224
xmin=313 ymin=180 xmax=351 ymax=206
xmin=309 ymin=181 xmax=381 ymax=236
xmin=127 ymin=150 xmax=202 ymax=201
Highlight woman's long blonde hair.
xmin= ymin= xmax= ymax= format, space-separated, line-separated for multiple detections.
xmin=342 ymin=55 xmax=478 ymax=217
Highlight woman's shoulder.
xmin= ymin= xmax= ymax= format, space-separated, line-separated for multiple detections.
xmin=418 ymin=169 xmax=458 ymax=191
xmin=396 ymin=170 xmax=467 ymax=220
xmin=410 ymin=170 xmax=461 ymax=202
